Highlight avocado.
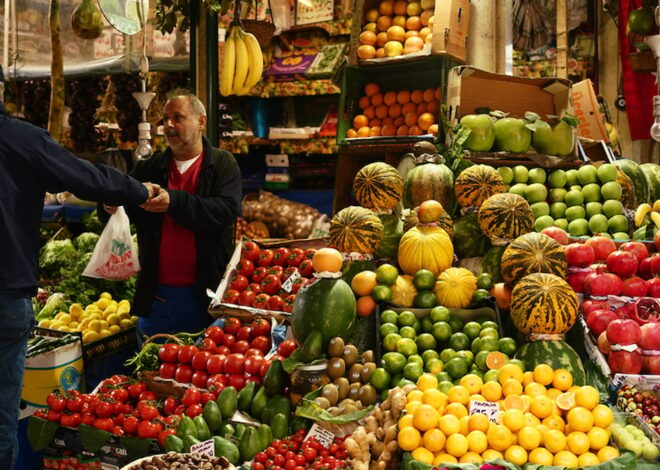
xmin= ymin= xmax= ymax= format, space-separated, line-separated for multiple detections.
xmin=299 ymin=329 xmax=324 ymax=363
xmin=263 ymin=359 xmax=285 ymax=396
xmin=217 ymin=386 xmax=238 ymax=419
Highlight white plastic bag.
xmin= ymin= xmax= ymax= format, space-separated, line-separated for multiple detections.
xmin=82 ymin=207 xmax=140 ymax=280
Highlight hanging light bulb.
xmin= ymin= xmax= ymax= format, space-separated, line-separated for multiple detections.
xmin=132 ymin=0 xmax=154 ymax=160
xmin=651 ymin=96 xmax=660 ymax=142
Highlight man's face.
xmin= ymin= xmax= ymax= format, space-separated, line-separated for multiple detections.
xmin=163 ymin=97 xmax=205 ymax=154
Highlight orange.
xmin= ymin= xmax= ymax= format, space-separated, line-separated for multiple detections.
xmin=566 ymin=407 xmax=594 ymax=433
xmin=363 ymin=21 xmax=377 ymax=33
xmin=544 ymin=429 xmax=567 ymax=453
xmin=402 ymin=102 xmax=417 ymax=115
xmin=379 ymin=0 xmax=394 ymax=15
xmin=542 ymin=415 xmax=565 ymax=432
xmin=353 ymin=114 xmax=369 ymax=129
xmin=411 ymin=447 xmax=434 ymax=464
xmin=382 ymin=124 xmax=397 ymax=136
xmin=445 ymin=434 xmax=468 ymax=458
xmin=524 ymin=382 xmax=547 ymax=397
xmin=499 ymin=364 xmax=525 ymax=384
xmin=468 ymin=413 xmax=490 ymax=433
xmin=459 ymin=452 xmax=483 ymax=464
xmin=417 ymin=112 xmax=435 ymax=131
xmin=408 ymin=390 xmax=423 ymax=402
xmin=416 ymin=102 xmax=429 ymax=114
xmin=413 ymin=404 xmax=440 ymax=431
xmin=383 ymin=90 xmax=397 ymax=106
xmin=438 ymin=414 xmax=460 ymax=435
xmin=597 ymin=446 xmax=619 ymax=462
xmin=346 ymin=129 xmax=358 ymax=138
xmin=375 ymin=104 xmax=389 ymax=119
xmin=530 ymin=395 xmax=553 ymax=419
xmin=356 ymin=295 xmax=377 ymax=316
xmin=397 ymin=90 xmax=411 ymax=105
xmin=487 ymin=424 xmax=513 ymax=451
xmin=364 ymin=82 xmax=380 ymax=97
xmin=433 ymin=453 xmax=457 ymax=465
xmin=371 ymin=93 xmax=384 ymax=106
xmin=376 ymin=32 xmax=388 ymax=46
xmin=386 ymin=25 xmax=406 ymax=42
xmin=312 ymin=247 xmax=343 ymax=272
xmin=365 ymin=8 xmax=379 ymax=22
xmin=427 ymin=100 xmax=440 ymax=114
xmin=552 ymin=369 xmax=573 ymax=391
xmin=388 ymin=103 xmax=402 ymax=118
xmin=553 ymin=450 xmax=578 ymax=467
xmin=587 ymin=426 xmax=609 ymax=451
xmin=447 ymin=385 xmax=470 ymax=405
xmin=533 ymin=364 xmax=554 ymax=386
xmin=422 ymin=428 xmax=446 ymax=452
xmin=381 ymin=117 xmax=394 ymax=125
xmin=350 ymin=270 xmax=377 ymax=295
xmin=398 ymin=426 xmax=421 ymax=451
xmin=392 ymin=15 xmax=407 ymax=28
xmin=517 ymin=425 xmax=542 ymax=451
xmin=435 ymin=87 xmax=442 ymax=100
xmin=422 ymin=388 xmax=446 ymax=409
xmin=420 ymin=10 xmax=434 ymax=26
xmin=556 ymin=391 xmax=576 ymax=411
xmin=566 ymin=431 xmax=590 ymax=455
xmin=404 ymin=112 xmax=419 ymax=127
xmin=410 ymin=89 xmax=424 ymax=104
xmin=528 ymin=447 xmax=554 ymax=466
xmin=368 ymin=126 xmax=381 ymax=137
xmin=423 ymin=88 xmax=436 ymax=102
xmin=502 ymin=409 xmax=525 ymax=432
xmin=459 ymin=375 xmax=483 ymax=395
xmin=482 ymin=449 xmax=503 ymax=461
xmin=419 ymin=26 xmax=432 ymax=41
xmin=504 ymin=445 xmax=528 ymax=466
xmin=404 ymin=36 xmax=425 ymax=54
xmin=417 ymin=373 xmax=438 ymax=391
xmin=368 ymin=118 xmax=381 ymax=128
xmin=486 ymin=351 xmax=508 ymax=370
xmin=503 ymin=394 xmax=527 ymax=411
xmin=393 ymin=0 xmax=407 ymax=15
xmin=574 ymin=386 xmax=599 ymax=410
xmin=398 ymin=414 xmax=414 ymax=429
xmin=481 ymin=381 xmax=502 ymax=402
xmin=523 ymin=412 xmax=540 ymax=427
xmin=393 ymin=116 xmax=405 ymax=127
xmin=445 ymin=402 xmax=468 ymax=419
xmin=406 ymin=15 xmax=422 ymax=30
xmin=356 ymin=127 xmax=370 ymax=137
xmin=396 ymin=125 xmax=410 ymax=136
xmin=591 ymin=404 xmax=614 ymax=428
xmin=409 ymin=125 xmax=424 ymax=136
xmin=376 ymin=47 xmax=386 ymax=58
xmin=578 ymin=452 xmax=600 ymax=466
xmin=546 ymin=388 xmax=562 ymax=401
xmin=359 ymin=30 xmax=377 ymax=46
xmin=358 ymin=96 xmax=371 ymax=109
xmin=502 ymin=378 xmax=523 ymax=397
xmin=363 ymin=106 xmax=375 ymax=120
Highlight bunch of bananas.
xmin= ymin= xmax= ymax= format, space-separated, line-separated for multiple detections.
xmin=634 ymin=200 xmax=660 ymax=228
xmin=220 ymin=25 xmax=264 ymax=97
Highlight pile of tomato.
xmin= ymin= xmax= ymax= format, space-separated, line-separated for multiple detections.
xmin=222 ymin=241 xmax=319 ymax=312
xmin=253 ymin=430 xmax=350 ymax=470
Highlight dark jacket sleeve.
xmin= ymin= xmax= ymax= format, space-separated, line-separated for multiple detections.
xmin=28 ymin=128 xmax=148 ymax=206
xmin=166 ymin=150 xmax=242 ymax=230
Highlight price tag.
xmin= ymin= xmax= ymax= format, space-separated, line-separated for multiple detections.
xmin=469 ymin=400 xmax=500 ymax=423
xmin=304 ymin=423 xmax=335 ymax=448
xmin=281 ymin=270 xmax=302 ymax=293
xmin=190 ymin=438 xmax=215 ymax=457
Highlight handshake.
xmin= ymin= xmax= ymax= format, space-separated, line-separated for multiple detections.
xmin=104 ymin=182 xmax=169 ymax=214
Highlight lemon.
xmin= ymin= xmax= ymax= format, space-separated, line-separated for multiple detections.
xmin=37 ymin=319 xmax=51 ymax=328
xmin=69 ymin=303 xmax=83 ymax=318
xmin=97 ymin=298 xmax=110 ymax=310
xmin=445 ymin=434 xmax=468 ymax=458
xmin=68 ymin=321 xmax=79 ymax=330
xmin=109 ymin=324 xmax=121 ymax=334
xmin=88 ymin=320 xmax=102 ymax=332
xmin=411 ymin=447 xmax=434 ymax=464
xmin=49 ymin=321 xmax=63 ymax=330
xmin=106 ymin=313 xmax=120 ymax=326
xmin=130 ymin=315 xmax=139 ymax=324
xmin=83 ymin=330 xmax=100 ymax=343
xmin=504 ymin=445 xmax=528 ymax=466
xmin=597 ymin=446 xmax=619 ymax=462
xmin=58 ymin=326 xmax=71 ymax=332
xmin=422 ymin=429 xmax=446 ymax=453
xmin=54 ymin=311 xmax=67 ymax=321
xmin=104 ymin=304 xmax=117 ymax=315
xmin=528 ymin=447 xmax=554 ymax=465
xmin=398 ymin=426 xmax=421 ymax=451
xmin=578 ymin=452 xmax=600 ymax=466
xmin=118 ymin=310 xmax=131 ymax=320
xmin=99 ymin=292 xmax=112 ymax=300
xmin=88 ymin=313 xmax=102 ymax=321
xmin=99 ymin=328 xmax=112 ymax=339
xmin=120 ymin=319 xmax=134 ymax=330
xmin=99 ymin=320 xmax=109 ymax=330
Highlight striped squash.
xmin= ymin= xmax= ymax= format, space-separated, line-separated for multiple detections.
xmin=403 ymin=207 xmax=454 ymax=238
xmin=477 ymin=193 xmax=535 ymax=241
xmin=616 ymin=169 xmax=637 ymax=210
xmin=510 ymin=273 xmax=578 ymax=336
xmin=329 ymin=206 xmax=384 ymax=254
xmin=433 ymin=267 xmax=478 ymax=308
xmin=454 ymin=164 xmax=505 ymax=208
xmin=500 ymin=233 xmax=567 ymax=287
xmin=403 ymin=162 xmax=455 ymax=210
xmin=398 ymin=225 xmax=453 ymax=276
xmin=353 ymin=162 xmax=404 ymax=211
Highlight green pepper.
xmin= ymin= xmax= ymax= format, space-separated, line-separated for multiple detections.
xmin=176 ymin=415 xmax=198 ymax=439
xmin=193 ymin=415 xmax=211 ymax=441
xmin=202 ymin=400 xmax=222 ymax=433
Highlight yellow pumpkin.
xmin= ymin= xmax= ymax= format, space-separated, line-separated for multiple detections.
xmin=390 ymin=275 xmax=418 ymax=307
xmin=433 ymin=267 xmax=477 ymax=308
xmin=398 ymin=225 xmax=453 ymax=276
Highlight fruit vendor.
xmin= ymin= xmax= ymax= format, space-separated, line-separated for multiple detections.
xmin=103 ymin=89 xmax=242 ymax=340
xmin=0 ymin=65 xmax=156 ymax=470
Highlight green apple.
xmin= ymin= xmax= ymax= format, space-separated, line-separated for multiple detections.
xmin=550 ymin=202 xmax=567 ymax=219
xmin=566 ymin=205 xmax=586 ymax=221
xmin=601 ymin=181 xmax=622 ymax=200
xmin=525 ymin=183 xmax=548 ymax=203
xmin=596 ymin=163 xmax=618 ymax=183
xmin=532 ymin=120 xmax=575 ymax=156
xmin=581 ymin=183 xmax=602 ymax=203
xmin=588 ymin=214 xmax=609 ymax=235
xmin=530 ymin=202 xmax=550 ymax=218
xmin=503 ymin=184 xmax=510 ymax=192
xmin=569 ymin=185 xmax=583 ymax=192
xmin=511 ymin=165 xmax=529 ymax=184
xmin=548 ymin=170 xmax=567 ymax=188
xmin=553 ymin=218 xmax=569 ymax=230
xmin=549 ymin=188 xmax=567 ymax=203
xmin=566 ymin=169 xmax=579 ymax=185
xmin=509 ymin=183 xmax=528 ymax=198
xmin=568 ymin=218 xmax=589 ymax=237
xmin=534 ymin=215 xmax=555 ymax=231
xmin=599 ymin=232 xmax=613 ymax=239
xmin=564 ymin=190 xmax=585 ymax=207
xmin=494 ymin=118 xmax=532 ymax=153
xmin=613 ymin=232 xmax=630 ymax=241
xmin=608 ymin=214 xmax=629 ymax=233
xmin=577 ymin=165 xmax=598 ymax=185
xmin=528 ymin=168 xmax=547 ymax=184
xmin=585 ymin=202 xmax=604 ymax=218
xmin=460 ymin=114 xmax=496 ymax=151
xmin=603 ymin=199 xmax=624 ymax=217
xmin=498 ymin=166 xmax=513 ymax=184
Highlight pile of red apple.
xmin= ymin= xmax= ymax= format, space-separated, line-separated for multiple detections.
xmin=221 ymin=241 xmax=319 ymax=313
xmin=615 ymin=385 xmax=660 ymax=435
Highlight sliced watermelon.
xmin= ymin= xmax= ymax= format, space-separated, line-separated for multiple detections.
xmin=639 ymin=163 xmax=660 ymax=202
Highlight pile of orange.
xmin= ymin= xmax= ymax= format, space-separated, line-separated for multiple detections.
xmin=347 ymin=83 xmax=441 ymax=139
xmin=357 ymin=0 xmax=435 ymax=59
xmin=398 ymin=364 xmax=619 ymax=468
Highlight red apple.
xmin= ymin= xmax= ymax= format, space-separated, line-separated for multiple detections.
xmin=541 ymin=226 xmax=570 ymax=245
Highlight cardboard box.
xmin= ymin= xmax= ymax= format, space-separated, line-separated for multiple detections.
xmin=572 ymin=79 xmax=610 ymax=143
xmin=348 ymin=0 xmax=469 ymax=65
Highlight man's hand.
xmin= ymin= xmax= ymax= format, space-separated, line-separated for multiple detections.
xmin=143 ymin=182 xmax=161 ymax=201
xmin=140 ymin=189 xmax=170 ymax=212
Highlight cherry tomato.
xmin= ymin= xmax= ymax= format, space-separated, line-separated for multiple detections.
xmin=266 ymin=295 xmax=284 ymax=311
xmin=245 ymin=348 xmax=263 ymax=357
xmin=47 ymin=392 xmax=66 ymax=412
xmin=241 ymin=241 xmax=260 ymax=262
xmin=46 ymin=410 xmax=61 ymax=422
xmin=123 ymin=415 xmax=139 ymax=434
xmin=298 ymin=259 xmax=315 ymax=277
xmin=65 ymin=395 xmax=83 ymax=412
xmin=60 ymin=413 xmax=81 ymax=428
xmin=174 ymin=364 xmax=194 ymax=383
xmin=216 ymin=345 xmax=231 ymax=356
xmin=109 ymin=388 xmax=128 ymax=404
xmin=222 ymin=334 xmax=236 ymax=348
xmin=258 ymin=249 xmax=275 ymax=267
xmin=177 ymin=345 xmax=199 ymax=364
xmin=236 ymin=326 xmax=252 ymax=342
xmin=139 ymin=391 xmax=157 ymax=402
xmin=290 ymin=277 xmax=305 ymax=294
xmin=304 ymin=248 xmax=317 ymax=260
xmin=81 ymin=412 xmax=95 ymax=426
xmin=251 ymin=266 xmax=269 ymax=284
xmin=206 ymin=354 xmax=227 ymax=375
xmin=181 ymin=387 xmax=202 ymax=407
xmin=267 ymin=265 xmax=284 ymax=277
xmin=239 ymin=290 xmax=257 ymax=307
xmin=158 ymin=343 xmax=180 ymax=363
xmin=137 ymin=420 xmax=162 ymax=438
xmin=253 ymin=464 xmax=265 ymax=470
xmin=186 ymin=404 xmax=203 ymax=417
xmin=191 ymin=370 xmax=209 ymax=389
xmin=163 ymin=397 xmax=179 ymax=416
xmin=228 ymin=374 xmax=246 ymax=390
xmin=230 ymin=274 xmax=249 ymax=291
xmin=223 ymin=318 xmax=241 ymax=335
xmin=222 ymin=289 xmax=241 ymax=304
xmin=231 ymin=340 xmax=250 ymax=355
xmin=191 ymin=351 xmax=212 ymax=371
xmin=255 ymin=452 xmax=268 ymax=463
xmin=94 ymin=401 xmax=115 ymax=419
xmin=94 ymin=418 xmax=114 ymax=432
xmin=244 ymin=355 xmax=265 ymax=375
xmin=139 ymin=403 xmax=159 ymax=421
xmin=236 ymin=258 xmax=255 ymax=278
xmin=159 ymin=362 xmax=176 ymax=379
xmin=260 ymin=361 xmax=271 ymax=378
xmin=199 ymin=338 xmax=217 ymax=354
xmin=250 ymin=336 xmax=271 ymax=355
xmin=277 ymin=339 xmax=298 ymax=358
xmin=281 ymin=266 xmax=299 ymax=283
xmin=225 ymin=353 xmax=246 ymax=375
xmin=273 ymin=247 xmax=290 ymax=266
xmin=127 ymin=381 xmax=147 ymax=399
xmin=204 ymin=326 xmax=225 ymax=345
xmin=206 ymin=374 xmax=228 ymax=392
xmin=282 ymin=295 xmax=296 ymax=313
xmin=200 ymin=392 xmax=216 ymax=404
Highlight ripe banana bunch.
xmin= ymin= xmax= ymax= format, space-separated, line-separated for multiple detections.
xmin=634 ymin=200 xmax=660 ymax=229
xmin=220 ymin=25 xmax=264 ymax=97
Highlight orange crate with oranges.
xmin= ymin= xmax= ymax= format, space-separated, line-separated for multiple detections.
xmin=337 ymin=55 xmax=453 ymax=145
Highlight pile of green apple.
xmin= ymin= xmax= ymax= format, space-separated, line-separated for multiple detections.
xmin=498 ymin=163 xmax=630 ymax=239
xmin=609 ymin=422 xmax=659 ymax=461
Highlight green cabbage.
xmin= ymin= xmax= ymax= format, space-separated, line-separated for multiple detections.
xmin=39 ymin=239 xmax=77 ymax=277
xmin=73 ymin=232 xmax=100 ymax=253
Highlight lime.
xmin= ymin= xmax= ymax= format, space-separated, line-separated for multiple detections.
xmin=480 ymin=327 xmax=500 ymax=340
xmin=478 ymin=336 xmax=500 ymax=352
xmin=414 ymin=290 xmax=437 ymax=308
xmin=436 ymin=371 xmax=452 ymax=383
xmin=471 ymin=338 xmax=483 ymax=355
xmin=425 ymin=358 xmax=444 ymax=374
xmin=381 ymin=352 xmax=406 ymax=374
xmin=481 ymin=321 xmax=498 ymax=331
xmin=470 ymin=367 xmax=484 ymax=379
xmin=397 ymin=378 xmax=416 ymax=387
xmin=463 ymin=321 xmax=482 ymax=340
xmin=372 ymin=284 xmax=392 ymax=302
xmin=422 ymin=349 xmax=440 ymax=363
xmin=484 ymin=369 xmax=500 ymax=382
xmin=397 ymin=310 xmax=417 ymax=327
xmin=507 ymin=359 xmax=526 ymax=372
xmin=477 ymin=273 xmax=493 ymax=290
xmin=389 ymin=374 xmax=403 ymax=388
xmin=414 ymin=269 xmax=436 ymax=290
xmin=448 ymin=315 xmax=463 ymax=333
xmin=380 ymin=309 xmax=399 ymax=325
xmin=382 ymin=333 xmax=402 ymax=352
xmin=449 ymin=332 xmax=470 ymax=351
xmin=412 ymin=319 xmax=422 ymax=332
xmin=498 ymin=337 xmax=518 ymax=356
xmin=475 ymin=350 xmax=490 ymax=371
xmin=407 ymin=354 xmax=424 ymax=368
xmin=416 ymin=333 xmax=437 ymax=352
xmin=375 ymin=263 xmax=399 ymax=285
xmin=397 ymin=338 xmax=418 ymax=356
xmin=456 ymin=350 xmax=474 ymax=369
xmin=439 ymin=348 xmax=457 ymax=363
xmin=403 ymin=362 xmax=424 ymax=381
xmin=431 ymin=322 xmax=452 ymax=343
xmin=438 ymin=381 xmax=454 ymax=394
xmin=379 ymin=322 xmax=399 ymax=338
xmin=421 ymin=316 xmax=434 ymax=333
xmin=399 ymin=326 xmax=417 ymax=339
xmin=445 ymin=357 xmax=469 ymax=380
xmin=430 ymin=306 xmax=450 ymax=323
xmin=369 ymin=368 xmax=391 ymax=391
xmin=473 ymin=289 xmax=491 ymax=302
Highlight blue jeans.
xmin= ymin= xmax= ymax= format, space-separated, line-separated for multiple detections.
xmin=137 ymin=285 xmax=212 ymax=344
xmin=0 ymin=292 xmax=33 ymax=470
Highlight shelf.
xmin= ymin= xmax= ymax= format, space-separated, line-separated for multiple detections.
xmin=220 ymin=135 xmax=338 ymax=155
xmin=287 ymin=18 xmax=352 ymax=37
xmin=248 ymin=78 xmax=341 ymax=98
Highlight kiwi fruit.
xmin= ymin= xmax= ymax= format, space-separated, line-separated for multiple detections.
xmin=358 ymin=384 xmax=377 ymax=406
xmin=348 ymin=382 xmax=361 ymax=401
xmin=339 ymin=398 xmax=356 ymax=407
xmin=340 ymin=403 xmax=358 ymax=415
xmin=334 ymin=377 xmax=349 ymax=400
xmin=313 ymin=397 xmax=331 ymax=409
xmin=321 ymin=384 xmax=339 ymax=405
xmin=327 ymin=357 xmax=346 ymax=379
xmin=360 ymin=362 xmax=376 ymax=383
xmin=362 ymin=350 xmax=374 ymax=363
xmin=342 ymin=344 xmax=359 ymax=368
xmin=348 ymin=363 xmax=363 ymax=383
xmin=327 ymin=337 xmax=345 ymax=357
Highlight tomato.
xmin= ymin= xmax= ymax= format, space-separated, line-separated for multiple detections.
xmin=230 ymin=274 xmax=249 ymax=292
xmin=158 ymin=343 xmax=180 ymax=363
xmin=158 ymin=362 xmax=176 ymax=379
xmin=158 ymin=428 xmax=177 ymax=448
xmin=205 ymin=326 xmax=225 ymax=345
xmin=253 ymin=463 xmax=265 ymax=470
xmin=273 ymin=247 xmax=290 ymax=266
xmin=191 ymin=370 xmax=209 ymax=389
xmin=283 ymin=295 xmax=296 ymax=313
xmin=186 ymin=404 xmax=203 ymax=417
xmin=206 ymin=374 xmax=228 ymax=391
xmin=191 ymin=351 xmax=212 ymax=371
xmin=178 ymin=345 xmax=199 ymax=364
xmin=241 ymin=241 xmax=261 ymax=261
xmin=200 ymin=391 xmax=216 ymax=404
xmin=94 ymin=401 xmax=115 ymax=419
xmin=236 ymin=326 xmax=253 ymax=342
xmin=246 ymin=375 xmax=262 ymax=386
xmin=267 ymin=265 xmax=285 ymax=277
xmin=199 ymin=337 xmax=217 ymax=354
xmin=206 ymin=354 xmax=227 ymax=375
xmin=225 ymin=317 xmax=242 ymax=335
xmin=65 ymin=396 xmax=83 ymax=413
xmin=245 ymin=355 xmax=265 ymax=375
xmin=258 ymin=249 xmax=275 ymax=267
xmin=174 ymin=364 xmax=194 ymax=383
xmin=277 ymin=339 xmax=298 ymax=358
xmin=46 ymin=409 xmax=61 ymax=422
xmin=251 ymin=318 xmax=271 ymax=337
xmin=228 ymin=374 xmax=246 ymax=390
xmin=182 ymin=387 xmax=202 ymax=407
xmin=459 ymin=114 xmax=496 ymax=151
xmin=261 ymin=274 xmax=282 ymax=295
xmin=245 ymin=348 xmax=263 ymax=357
xmin=163 ymin=397 xmax=179 ymax=416
xmin=246 ymin=283 xmax=263 ymax=294
xmin=138 ymin=403 xmax=159 ymax=421
xmin=222 ymin=334 xmax=236 ymax=348
xmin=232 ymin=340 xmax=250 ymax=355
xmin=298 ymin=259 xmax=315 ymax=277
xmin=222 ymin=289 xmax=241 ymax=304
xmin=60 ymin=413 xmax=81 ymax=428
xmin=250 ymin=336 xmax=271 ymax=355
xmin=287 ymin=248 xmax=305 ymax=267
xmin=304 ymin=248 xmax=317 ymax=260
xmin=216 ymin=344 xmax=230 ymax=356
xmin=252 ymin=266 xmax=269 ymax=284
xmin=266 ymin=295 xmax=284 ymax=311
xmin=123 ymin=415 xmax=139 ymax=434
xmin=281 ymin=267 xmax=298 ymax=283
xmin=289 ymin=277 xmax=305 ymax=294
xmin=239 ymin=290 xmax=257 ymax=307
xmin=252 ymin=293 xmax=270 ymax=310
xmin=94 ymin=418 xmax=114 ymax=432
xmin=139 ymin=391 xmax=157 ymax=402
xmin=81 ymin=412 xmax=95 ymax=426
xmin=236 ymin=258 xmax=255 ymax=278
xmin=109 ymin=388 xmax=128 ymax=404
xmin=47 ymin=392 xmax=66 ymax=412
xmin=225 ymin=353 xmax=246 ymax=375
xmin=137 ymin=420 xmax=162 ymax=438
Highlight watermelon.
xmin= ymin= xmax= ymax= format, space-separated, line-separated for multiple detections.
xmin=481 ymin=246 xmax=505 ymax=284
xmin=452 ymin=214 xmax=492 ymax=258
xmin=291 ymin=278 xmax=357 ymax=349
xmin=639 ymin=163 xmax=660 ymax=202
xmin=374 ymin=214 xmax=403 ymax=260
xmin=515 ymin=340 xmax=586 ymax=386
xmin=614 ymin=159 xmax=649 ymax=204
xmin=341 ymin=258 xmax=376 ymax=286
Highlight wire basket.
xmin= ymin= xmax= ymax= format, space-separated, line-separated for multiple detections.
xmin=629 ymin=49 xmax=656 ymax=74
xmin=241 ymin=0 xmax=275 ymax=49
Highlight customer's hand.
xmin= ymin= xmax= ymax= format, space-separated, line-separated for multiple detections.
xmin=103 ymin=204 xmax=117 ymax=215
xmin=143 ymin=182 xmax=161 ymax=200
xmin=141 ymin=189 xmax=170 ymax=212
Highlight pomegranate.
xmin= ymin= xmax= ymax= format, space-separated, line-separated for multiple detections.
xmin=608 ymin=350 xmax=643 ymax=374
xmin=651 ymin=253 xmax=660 ymax=276
xmin=633 ymin=298 xmax=660 ymax=325
xmin=585 ymin=236 xmax=617 ymax=261
xmin=597 ymin=331 xmax=612 ymax=355
xmin=567 ymin=271 xmax=591 ymax=293
xmin=639 ymin=258 xmax=653 ymax=280
xmin=607 ymin=318 xmax=642 ymax=345
xmin=615 ymin=302 xmax=636 ymax=320
xmin=586 ymin=309 xmax=619 ymax=336
xmin=655 ymin=230 xmax=660 ymax=250
xmin=606 ymin=251 xmax=639 ymax=278
xmin=583 ymin=267 xmax=623 ymax=297
xmin=581 ymin=299 xmax=610 ymax=316
xmin=643 ymin=355 xmax=660 ymax=374
xmin=565 ymin=243 xmax=596 ymax=268
xmin=621 ymin=276 xmax=648 ymax=297
xmin=648 ymin=278 xmax=660 ymax=298
xmin=619 ymin=241 xmax=649 ymax=263
xmin=541 ymin=226 xmax=569 ymax=245
xmin=640 ymin=322 xmax=660 ymax=350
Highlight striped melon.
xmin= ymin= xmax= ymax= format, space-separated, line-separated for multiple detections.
xmin=329 ymin=206 xmax=384 ymax=254
xmin=510 ymin=273 xmax=578 ymax=336
xmin=454 ymin=164 xmax=505 ymax=208
xmin=403 ymin=161 xmax=455 ymax=210
xmin=500 ymin=233 xmax=567 ymax=287
xmin=477 ymin=193 xmax=535 ymax=241
xmin=515 ymin=340 xmax=586 ymax=386
xmin=639 ymin=163 xmax=660 ymax=202
xmin=616 ymin=169 xmax=637 ymax=210
xmin=452 ymin=214 xmax=492 ymax=258
xmin=614 ymin=159 xmax=649 ymax=204
xmin=433 ymin=267 xmax=478 ymax=308
xmin=398 ymin=225 xmax=453 ymax=276
xmin=374 ymin=214 xmax=403 ymax=260
xmin=353 ymin=162 xmax=404 ymax=211
xmin=403 ymin=207 xmax=454 ymax=238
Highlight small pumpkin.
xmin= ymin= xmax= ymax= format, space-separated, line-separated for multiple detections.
xmin=433 ymin=267 xmax=477 ymax=308
xmin=398 ymin=225 xmax=453 ymax=276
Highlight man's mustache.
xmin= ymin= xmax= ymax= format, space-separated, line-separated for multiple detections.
xmin=166 ymin=128 xmax=177 ymax=137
